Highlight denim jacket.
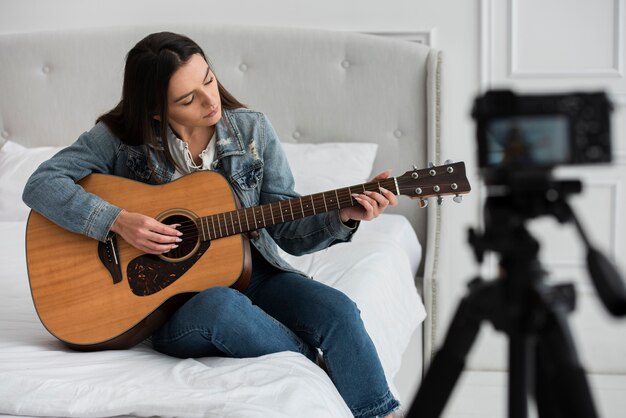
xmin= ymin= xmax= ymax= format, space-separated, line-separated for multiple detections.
xmin=23 ymin=108 xmax=357 ymax=272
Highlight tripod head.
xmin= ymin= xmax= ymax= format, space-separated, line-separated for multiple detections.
xmin=470 ymin=170 xmax=626 ymax=317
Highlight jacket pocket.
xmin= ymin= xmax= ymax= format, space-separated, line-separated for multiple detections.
xmin=232 ymin=160 xmax=264 ymax=191
xmin=124 ymin=146 xmax=152 ymax=181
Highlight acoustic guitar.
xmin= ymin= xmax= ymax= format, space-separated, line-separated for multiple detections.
xmin=26 ymin=162 xmax=470 ymax=351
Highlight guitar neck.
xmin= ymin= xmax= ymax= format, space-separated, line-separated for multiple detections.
xmin=195 ymin=178 xmax=398 ymax=241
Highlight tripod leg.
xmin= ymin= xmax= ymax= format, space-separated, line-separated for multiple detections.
xmin=534 ymin=337 xmax=563 ymax=418
xmin=406 ymin=279 xmax=490 ymax=418
xmin=533 ymin=298 xmax=599 ymax=418
xmin=508 ymin=332 xmax=531 ymax=418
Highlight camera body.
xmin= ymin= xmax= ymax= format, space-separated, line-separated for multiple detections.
xmin=472 ymin=90 xmax=612 ymax=184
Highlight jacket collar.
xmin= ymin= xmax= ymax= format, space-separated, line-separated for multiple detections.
xmin=214 ymin=109 xmax=246 ymax=159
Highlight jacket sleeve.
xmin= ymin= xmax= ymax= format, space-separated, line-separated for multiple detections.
xmin=257 ymin=115 xmax=359 ymax=256
xmin=22 ymin=123 xmax=123 ymax=242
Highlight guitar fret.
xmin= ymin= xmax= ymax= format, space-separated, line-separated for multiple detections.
xmin=210 ymin=216 xmax=216 ymax=239
xmin=230 ymin=212 xmax=236 ymax=234
xmin=284 ymin=201 xmax=292 ymax=220
xmin=217 ymin=215 xmax=223 ymax=238
xmin=261 ymin=208 xmax=266 ymax=227
xmin=254 ymin=206 xmax=265 ymax=227
xmin=244 ymin=208 xmax=250 ymax=231
xmin=200 ymin=218 xmax=207 ymax=241
xmin=299 ymin=197 xmax=305 ymax=217
xmin=334 ymin=190 xmax=340 ymax=209
xmin=322 ymin=192 xmax=328 ymax=212
xmin=269 ymin=203 xmax=275 ymax=224
xmin=251 ymin=207 xmax=258 ymax=228
xmin=310 ymin=195 xmax=316 ymax=215
xmin=288 ymin=199 xmax=294 ymax=219
xmin=236 ymin=211 xmax=242 ymax=233
xmin=278 ymin=201 xmax=285 ymax=222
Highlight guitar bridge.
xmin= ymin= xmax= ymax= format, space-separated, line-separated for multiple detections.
xmin=98 ymin=234 xmax=122 ymax=284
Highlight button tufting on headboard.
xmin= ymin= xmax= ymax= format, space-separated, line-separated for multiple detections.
xmin=0 ymin=24 xmax=441 ymax=269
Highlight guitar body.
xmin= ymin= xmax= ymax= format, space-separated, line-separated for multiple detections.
xmin=26 ymin=171 xmax=251 ymax=351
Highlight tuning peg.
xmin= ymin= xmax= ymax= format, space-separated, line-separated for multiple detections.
xmin=444 ymin=159 xmax=453 ymax=165
xmin=418 ymin=198 xmax=428 ymax=208
xmin=453 ymin=195 xmax=463 ymax=203
xmin=428 ymin=162 xmax=435 ymax=168
xmin=412 ymin=165 xmax=419 ymax=171
xmin=437 ymin=196 xmax=444 ymax=206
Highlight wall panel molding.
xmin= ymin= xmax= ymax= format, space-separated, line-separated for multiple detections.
xmin=480 ymin=0 xmax=493 ymax=90
xmin=368 ymin=29 xmax=437 ymax=47
xmin=509 ymin=0 xmax=624 ymax=79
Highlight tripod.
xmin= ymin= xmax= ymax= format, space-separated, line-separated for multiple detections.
xmin=407 ymin=178 xmax=626 ymax=418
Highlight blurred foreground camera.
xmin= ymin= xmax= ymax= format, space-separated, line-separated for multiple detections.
xmin=472 ymin=90 xmax=613 ymax=185
xmin=408 ymin=89 xmax=626 ymax=418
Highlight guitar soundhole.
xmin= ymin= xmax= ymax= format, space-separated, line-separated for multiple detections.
xmin=159 ymin=214 xmax=201 ymax=262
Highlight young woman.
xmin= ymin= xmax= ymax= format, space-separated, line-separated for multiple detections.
xmin=23 ymin=32 xmax=400 ymax=418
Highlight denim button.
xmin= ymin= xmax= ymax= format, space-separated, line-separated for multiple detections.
xmin=292 ymin=131 xmax=301 ymax=139
xmin=341 ymin=60 xmax=350 ymax=69
xmin=239 ymin=63 xmax=248 ymax=72
xmin=394 ymin=129 xmax=403 ymax=138
xmin=42 ymin=65 xmax=51 ymax=74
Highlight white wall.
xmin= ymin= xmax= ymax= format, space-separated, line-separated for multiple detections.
xmin=2 ymin=0 xmax=625 ymax=412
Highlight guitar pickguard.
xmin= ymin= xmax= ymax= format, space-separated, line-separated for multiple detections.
xmin=127 ymin=241 xmax=211 ymax=296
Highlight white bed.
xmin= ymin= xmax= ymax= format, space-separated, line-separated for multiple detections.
xmin=0 ymin=25 xmax=442 ymax=417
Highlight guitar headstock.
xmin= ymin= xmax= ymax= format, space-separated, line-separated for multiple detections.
xmin=396 ymin=161 xmax=471 ymax=207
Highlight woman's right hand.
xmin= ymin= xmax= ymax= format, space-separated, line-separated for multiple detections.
xmin=110 ymin=210 xmax=182 ymax=254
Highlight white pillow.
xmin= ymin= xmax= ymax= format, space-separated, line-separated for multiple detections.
xmin=0 ymin=141 xmax=62 ymax=221
xmin=0 ymin=140 xmax=377 ymax=220
xmin=281 ymin=142 xmax=378 ymax=195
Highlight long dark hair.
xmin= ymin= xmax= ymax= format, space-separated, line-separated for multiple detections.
xmin=97 ymin=32 xmax=245 ymax=176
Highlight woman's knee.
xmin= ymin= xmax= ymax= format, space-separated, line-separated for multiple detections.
xmin=323 ymin=290 xmax=362 ymax=325
xmin=187 ymin=286 xmax=251 ymax=317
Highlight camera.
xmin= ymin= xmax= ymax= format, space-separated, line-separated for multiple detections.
xmin=472 ymin=90 xmax=613 ymax=184
xmin=408 ymin=89 xmax=625 ymax=418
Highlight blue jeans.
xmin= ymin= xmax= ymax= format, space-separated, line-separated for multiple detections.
xmin=151 ymin=251 xmax=399 ymax=417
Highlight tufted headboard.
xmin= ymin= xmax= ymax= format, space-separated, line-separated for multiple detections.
xmin=0 ymin=25 xmax=442 ymax=354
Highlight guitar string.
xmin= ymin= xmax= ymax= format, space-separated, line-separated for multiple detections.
xmin=169 ymin=196 xmax=359 ymax=236
xmin=157 ymin=179 xmax=424 ymax=239
xmin=162 ymin=181 xmax=416 ymax=238
xmin=161 ymin=186 xmax=461 ymax=251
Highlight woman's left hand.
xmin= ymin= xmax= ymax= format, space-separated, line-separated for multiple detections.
xmin=339 ymin=170 xmax=399 ymax=223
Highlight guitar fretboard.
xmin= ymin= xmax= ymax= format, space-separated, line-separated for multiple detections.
xmin=195 ymin=178 xmax=398 ymax=241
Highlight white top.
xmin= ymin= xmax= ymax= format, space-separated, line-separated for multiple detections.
xmin=167 ymin=131 xmax=216 ymax=179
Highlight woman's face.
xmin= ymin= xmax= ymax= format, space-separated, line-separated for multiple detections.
xmin=166 ymin=53 xmax=222 ymax=130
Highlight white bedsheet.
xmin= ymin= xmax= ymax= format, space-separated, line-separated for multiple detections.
xmin=0 ymin=214 xmax=424 ymax=418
